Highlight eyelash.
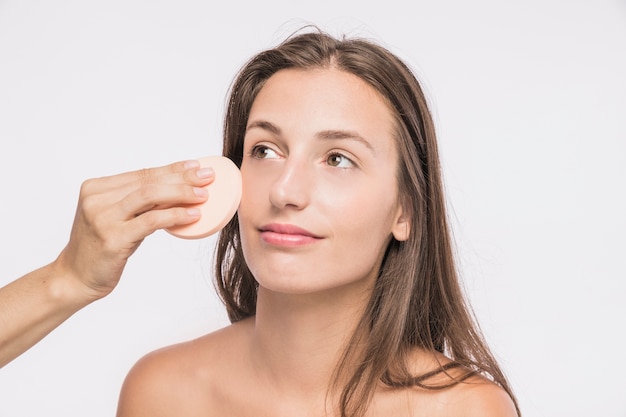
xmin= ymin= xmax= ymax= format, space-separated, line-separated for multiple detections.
xmin=248 ymin=144 xmax=356 ymax=169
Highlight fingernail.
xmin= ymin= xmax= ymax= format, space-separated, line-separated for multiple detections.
xmin=193 ymin=187 xmax=208 ymax=197
xmin=187 ymin=208 xmax=201 ymax=217
xmin=196 ymin=168 xmax=214 ymax=179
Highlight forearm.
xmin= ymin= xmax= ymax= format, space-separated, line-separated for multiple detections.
xmin=0 ymin=262 xmax=95 ymax=368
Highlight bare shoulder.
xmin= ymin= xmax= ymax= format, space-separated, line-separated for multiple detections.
xmin=417 ymin=351 xmax=518 ymax=417
xmin=439 ymin=374 xmax=518 ymax=417
xmin=116 ymin=318 xmax=253 ymax=417
xmin=373 ymin=350 xmax=518 ymax=417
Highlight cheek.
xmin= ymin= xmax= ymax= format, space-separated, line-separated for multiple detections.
xmin=239 ymin=166 xmax=269 ymax=212
xmin=331 ymin=184 xmax=399 ymax=239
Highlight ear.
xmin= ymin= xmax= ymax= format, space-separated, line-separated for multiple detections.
xmin=391 ymin=204 xmax=411 ymax=242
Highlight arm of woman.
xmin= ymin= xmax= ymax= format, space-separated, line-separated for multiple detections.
xmin=0 ymin=159 xmax=213 ymax=368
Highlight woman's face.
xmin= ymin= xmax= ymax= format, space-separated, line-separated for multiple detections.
xmin=238 ymin=67 xmax=409 ymax=295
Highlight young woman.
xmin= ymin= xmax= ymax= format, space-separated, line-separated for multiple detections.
xmin=116 ymin=29 xmax=520 ymax=416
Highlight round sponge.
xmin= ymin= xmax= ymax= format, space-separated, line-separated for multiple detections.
xmin=166 ymin=156 xmax=242 ymax=239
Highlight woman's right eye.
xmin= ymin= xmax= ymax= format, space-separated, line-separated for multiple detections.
xmin=250 ymin=145 xmax=279 ymax=159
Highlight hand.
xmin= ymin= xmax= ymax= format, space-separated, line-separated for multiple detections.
xmin=54 ymin=159 xmax=213 ymax=302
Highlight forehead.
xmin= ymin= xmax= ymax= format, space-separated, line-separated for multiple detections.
xmin=248 ymin=68 xmax=396 ymax=149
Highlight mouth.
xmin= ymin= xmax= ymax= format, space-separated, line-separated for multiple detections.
xmin=259 ymin=223 xmax=322 ymax=247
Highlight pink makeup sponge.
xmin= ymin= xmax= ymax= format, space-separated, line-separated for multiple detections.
xmin=166 ymin=156 xmax=242 ymax=239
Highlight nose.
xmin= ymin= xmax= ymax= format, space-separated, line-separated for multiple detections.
xmin=269 ymin=159 xmax=312 ymax=210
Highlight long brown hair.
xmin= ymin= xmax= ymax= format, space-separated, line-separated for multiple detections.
xmin=214 ymin=27 xmax=520 ymax=416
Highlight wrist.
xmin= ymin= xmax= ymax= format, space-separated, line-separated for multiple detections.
xmin=46 ymin=257 xmax=105 ymax=311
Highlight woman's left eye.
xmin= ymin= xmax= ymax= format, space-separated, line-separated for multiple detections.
xmin=326 ymin=153 xmax=354 ymax=168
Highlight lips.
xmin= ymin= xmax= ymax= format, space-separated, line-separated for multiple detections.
xmin=259 ymin=223 xmax=322 ymax=247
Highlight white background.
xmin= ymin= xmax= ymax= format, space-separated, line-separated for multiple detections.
xmin=1 ymin=1 xmax=625 ymax=416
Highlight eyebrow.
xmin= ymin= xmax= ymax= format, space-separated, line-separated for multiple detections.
xmin=315 ymin=129 xmax=374 ymax=151
xmin=246 ymin=120 xmax=374 ymax=152
xmin=247 ymin=120 xmax=281 ymax=135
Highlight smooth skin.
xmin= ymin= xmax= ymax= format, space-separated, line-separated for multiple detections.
xmin=0 ymin=160 xmax=214 ymax=368
xmin=116 ymin=68 xmax=517 ymax=416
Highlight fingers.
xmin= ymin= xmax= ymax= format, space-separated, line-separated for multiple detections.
xmin=59 ymin=159 xmax=220 ymax=300
xmin=80 ymin=159 xmax=216 ymax=234
xmin=83 ymin=160 xmax=211 ymax=207
xmin=117 ymin=182 xmax=207 ymax=222
xmin=129 ymin=206 xmax=201 ymax=242
xmin=81 ymin=160 xmax=214 ymax=197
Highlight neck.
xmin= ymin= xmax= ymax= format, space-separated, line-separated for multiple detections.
xmin=249 ymin=284 xmax=371 ymax=401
